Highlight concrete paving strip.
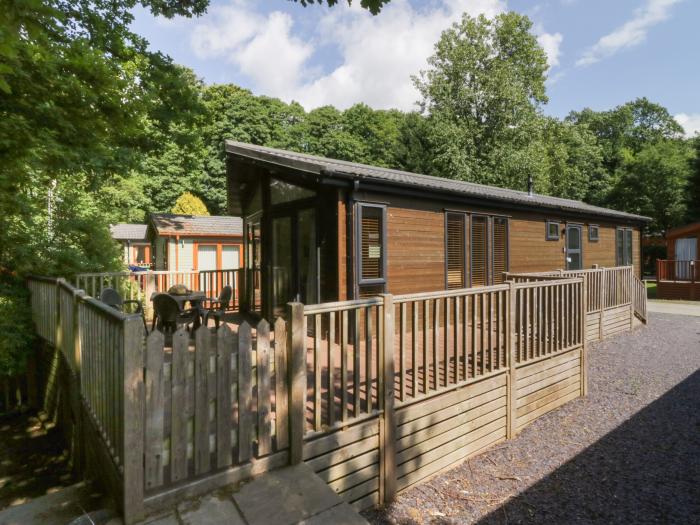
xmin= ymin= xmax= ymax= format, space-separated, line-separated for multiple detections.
xmin=647 ymin=300 xmax=700 ymax=317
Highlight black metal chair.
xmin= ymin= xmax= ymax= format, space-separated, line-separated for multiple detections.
xmin=202 ymin=285 xmax=233 ymax=329
xmin=151 ymin=293 xmax=200 ymax=333
xmin=99 ymin=288 xmax=147 ymax=332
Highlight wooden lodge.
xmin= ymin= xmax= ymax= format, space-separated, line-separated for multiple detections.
xmin=225 ymin=141 xmax=650 ymax=319
xmin=110 ymin=223 xmax=151 ymax=268
xmin=656 ymin=221 xmax=700 ymax=300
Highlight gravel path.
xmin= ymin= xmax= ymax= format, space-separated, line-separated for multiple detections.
xmin=365 ymin=313 xmax=700 ymax=524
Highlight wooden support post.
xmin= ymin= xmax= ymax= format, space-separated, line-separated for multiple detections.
xmin=287 ymin=302 xmax=305 ymax=465
xmin=599 ymin=270 xmax=605 ymax=340
xmin=122 ymin=316 xmax=145 ymax=525
xmin=379 ymin=294 xmax=397 ymax=503
xmin=580 ymin=279 xmax=588 ymax=396
xmin=144 ymin=272 xmax=156 ymax=320
xmin=55 ymin=278 xmax=64 ymax=353
xmin=506 ymin=281 xmax=517 ymax=439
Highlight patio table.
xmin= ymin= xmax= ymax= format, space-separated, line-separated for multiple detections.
xmin=150 ymin=291 xmax=206 ymax=310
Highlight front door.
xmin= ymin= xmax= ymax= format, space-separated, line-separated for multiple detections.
xmin=245 ymin=215 xmax=262 ymax=315
xmin=566 ymin=224 xmax=583 ymax=270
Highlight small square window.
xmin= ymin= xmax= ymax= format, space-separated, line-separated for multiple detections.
xmin=546 ymin=220 xmax=560 ymax=241
xmin=589 ymin=225 xmax=599 ymax=242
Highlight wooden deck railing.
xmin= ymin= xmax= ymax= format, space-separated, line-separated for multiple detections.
xmin=27 ymin=273 xmax=607 ymax=521
xmin=657 ymin=259 xmax=699 ymax=283
xmin=75 ymin=268 xmax=241 ymax=314
xmin=504 ymin=265 xmax=646 ymax=328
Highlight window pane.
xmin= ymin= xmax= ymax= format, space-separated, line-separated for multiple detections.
xmin=222 ymin=245 xmax=240 ymax=269
xmin=625 ymin=229 xmax=633 ymax=266
xmin=492 ymin=218 xmax=508 ymax=284
xmin=471 ymin=216 xmax=488 ymax=286
xmin=270 ymin=178 xmax=315 ymax=205
xmin=272 ymin=216 xmax=293 ymax=309
xmin=567 ymin=226 xmax=581 ymax=250
xmin=616 ymin=229 xmax=624 ymax=265
xmin=446 ymin=214 xmax=465 ymax=289
xmin=298 ymin=208 xmax=318 ymax=304
xmin=361 ymin=206 xmax=383 ymax=281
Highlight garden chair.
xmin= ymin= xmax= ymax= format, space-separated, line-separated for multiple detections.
xmin=99 ymin=288 xmax=147 ymax=332
xmin=151 ymin=293 xmax=200 ymax=333
xmin=202 ymin=285 xmax=232 ymax=329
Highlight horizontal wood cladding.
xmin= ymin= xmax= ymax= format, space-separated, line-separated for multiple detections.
xmin=515 ymin=348 xmax=582 ymax=432
xmin=349 ymin=191 xmax=643 ymax=298
xmin=394 ymin=373 xmax=507 ymax=492
xmin=657 ymin=281 xmax=700 ymax=301
xmin=303 ymin=418 xmax=380 ymax=511
xmin=386 ymin=207 xmax=445 ymax=295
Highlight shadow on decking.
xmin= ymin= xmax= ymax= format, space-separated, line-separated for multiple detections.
xmin=474 ymin=370 xmax=700 ymax=524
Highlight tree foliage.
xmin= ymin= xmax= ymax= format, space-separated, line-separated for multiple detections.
xmin=172 ymin=192 xmax=210 ymax=216
xmin=290 ymin=0 xmax=391 ymax=15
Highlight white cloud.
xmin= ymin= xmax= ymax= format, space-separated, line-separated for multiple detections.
xmin=537 ymin=31 xmax=563 ymax=68
xmin=675 ymin=113 xmax=700 ymax=137
xmin=187 ymin=0 xmax=505 ymax=110
xmin=576 ymin=0 xmax=683 ymax=67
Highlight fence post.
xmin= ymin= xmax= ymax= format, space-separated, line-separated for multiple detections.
xmin=580 ymin=278 xmax=588 ymax=397
xmin=287 ymin=302 xmax=305 ymax=465
xmin=379 ymin=294 xmax=397 ymax=503
xmin=599 ymin=270 xmax=606 ymax=340
xmin=55 ymin=278 xmax=64 ymax=351
xmin=72 ymin=289 xmax=86 ymax=476
xmin=122 ymin=316 xmax=145 ymax=525
xmin=506 ymin=281 xmax=517 ymax=439
xmin=144 ymin=272 xmax=156 ymax=320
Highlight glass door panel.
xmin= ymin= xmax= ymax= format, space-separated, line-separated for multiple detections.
xmin=566 ymin=225 xmax=582 ymax=270
xmin=246 ymin=217 xmax=262 ymax=314
xmin=298 ymin=208 xmax=318 ymax=304
xmin=272 ymin=216 xmax=293 ymax=313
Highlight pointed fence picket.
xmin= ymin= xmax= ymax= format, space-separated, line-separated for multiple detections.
xmin=142 ymin=320 xmax=289 ymax=494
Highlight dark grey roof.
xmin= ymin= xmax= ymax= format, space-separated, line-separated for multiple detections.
xmin=150 ymin=214 xmax=243 ymax=236
xmin=226 ymin=140 xmax=650 ymax=223
xmin=110 ymin=223 xmax=148 ymax=241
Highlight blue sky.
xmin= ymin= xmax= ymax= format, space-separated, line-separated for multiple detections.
xmin=131 ymin=0 xmax=700 ymax=135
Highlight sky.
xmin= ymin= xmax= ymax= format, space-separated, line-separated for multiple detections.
xmin=131 ymin=0 xmax=700 ymax=136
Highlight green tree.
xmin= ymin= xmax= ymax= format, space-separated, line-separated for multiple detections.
xmin=685 ymin=136 xmax=700 ymax=223
xmin=610 ymin=141 xmax=692 ymax=233
xmin=414 ymin=12 xmax=549 ymax=188
xmin=172 ymin=192 xmax=210 ymax=215
xmin=291 ymin=0 xmax=391 ymax=15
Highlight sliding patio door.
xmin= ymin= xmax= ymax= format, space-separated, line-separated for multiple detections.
xmin=271 ymin=207 xmax=319 ymax=316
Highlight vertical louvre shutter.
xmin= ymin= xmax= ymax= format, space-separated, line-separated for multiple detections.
xmin=471 ymin=216 xmax=488 ymax=287
xmin=446 ymin=214 xmax=465 ymax=289
xmin=492 ymin=218 xmax=508 ymax=284
xmin=361 ymin=207 xmax=382 ymax=281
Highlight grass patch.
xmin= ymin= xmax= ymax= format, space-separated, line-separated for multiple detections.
xmin=645 ymin=281 xmax=657 ymax=299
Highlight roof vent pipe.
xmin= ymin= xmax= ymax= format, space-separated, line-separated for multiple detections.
xmin=527 ymin=174 xmax=534 ymax=197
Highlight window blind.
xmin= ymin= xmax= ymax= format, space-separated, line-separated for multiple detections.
xmin=446 ymin=213 xmax=466 ymax=289
xmin=471 ymin=216 xmax=488 ymax=287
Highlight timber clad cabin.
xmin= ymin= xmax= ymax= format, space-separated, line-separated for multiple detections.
xmin=225 ymin=141 xmax=650 ymax=318
xmin=148 ymin=213 xmax=244 ymax=273
xmin=656 ymin=221 xmax=700 ymax=300
xmin=110 ymin=223 xmax=151 ymax=267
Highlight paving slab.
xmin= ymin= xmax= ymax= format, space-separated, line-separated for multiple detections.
xmin=178 ymin=493 xmax=245 ymax=525
xmin=648 ymin=300 xmax=700 ymax=317
xmin=234 ymin=463 xmax=344 ymax=525
xmin=299 ymin=502 xmax=368 ymax=525
xmin=0 ymin=481 xmax=110 ymax=525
